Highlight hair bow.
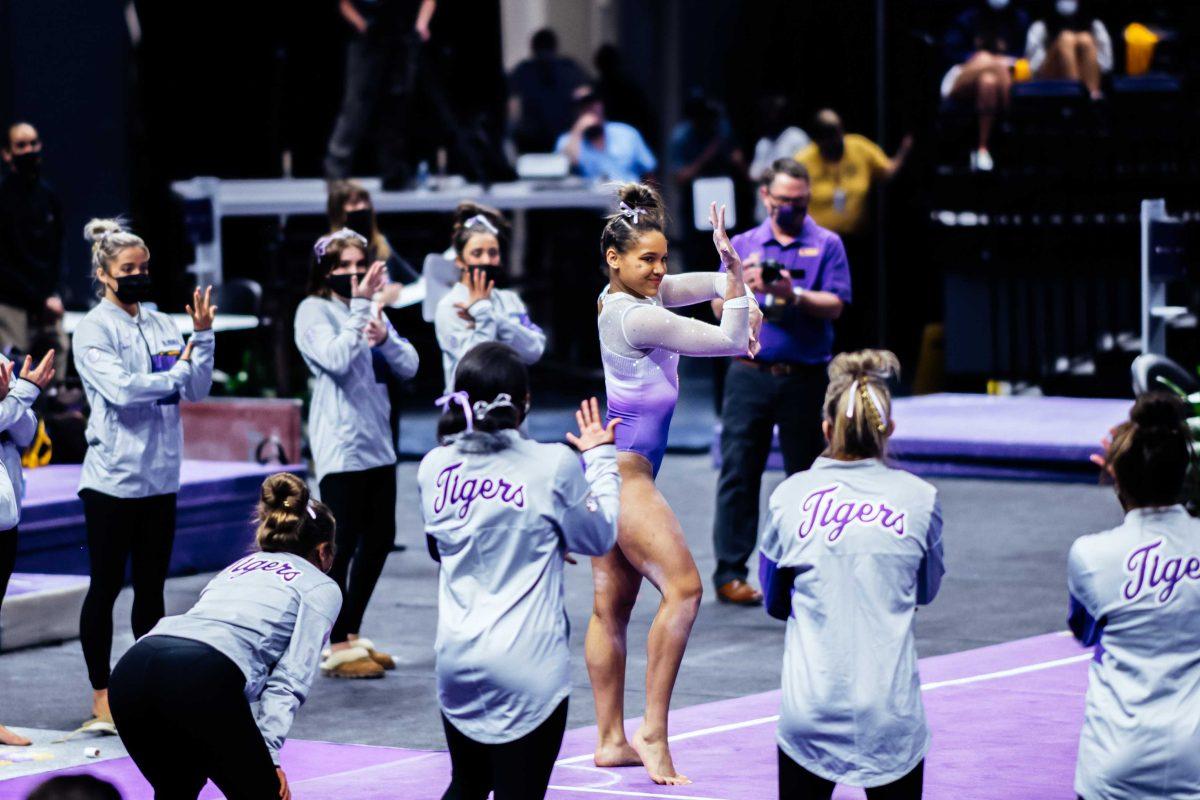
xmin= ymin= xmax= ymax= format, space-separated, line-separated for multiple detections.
xmin=618 ymin=201 xmax=644 ymax=225
xmin=472 ymin=393 xmax=515 ymax=420
xmin=435 ymin=390 xmax=474 ymax=432
xmin=463 ymin=214 xmax=500 ymax=235
xmin=313 ymin=228 xmax=359 ymax=260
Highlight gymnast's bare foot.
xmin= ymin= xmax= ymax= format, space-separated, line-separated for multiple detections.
xmin=593 ymin=738 xmax=642 ymax=767
xmin=632 ymin=725 xmax=690 ymax=785
xmin=0 ymin=724 xmax=31 ymax=746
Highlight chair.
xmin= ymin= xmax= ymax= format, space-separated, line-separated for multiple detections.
xmin=216 ymin=278 xmax=263 ymax=319
xmin=422 ymin=253 xmax=460 ymax=323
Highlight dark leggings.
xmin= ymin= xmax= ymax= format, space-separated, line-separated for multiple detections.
xmin=779 ymin=749 xmax=924 ymax=800
xmin=110 ymin=635 xmax=280 ymax=799
xmin=319 ymin=464 xmax=396 ymax=643
xmin=78 ymin=490 xmax=177 ymax=690
xmin=441 ymin=699 xmax=568 ymax=800
xmin=0 ymin=527 xmax=16 ymax=621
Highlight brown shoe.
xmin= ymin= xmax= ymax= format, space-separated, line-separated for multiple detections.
xmin=321 ymin=646 xmax=385 ymax=679
xmin=716 ymin=579 xmax=763 ymax=606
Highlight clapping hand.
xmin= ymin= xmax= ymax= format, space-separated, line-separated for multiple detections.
xmin=565 ymin=397 xmax=619 ymax=453
xmin=1089 ymin=426 xmax=1118 ymax=479
xmin=352 ymin=261 xmax=388 ymax=300
xmin=364 ymin=307 xmax=389 ymax=347
xmin=186 ymin=286 xmax=218 ymax=332
xmin=454 ymin=268 xmax=494 ymax=325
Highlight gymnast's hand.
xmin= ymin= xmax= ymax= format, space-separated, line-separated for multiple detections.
xmin=455 ymin=268 xmax=494 ymax=325
xmin=709 ymin=202 xmax=744 ymax=280
xmin=277 ymin=768 xmax=291 ymax=800
xmin=19 ymin=350 xmax=56 ymax=389
xmin=566 ymin=397 xmax=620 ymax=453
xmin=364 ymin=307 xmax=389 ymax=347
xmin=748 ymin=303 xmax=763 ymax=358
xmin=187 ymin=285 xmax=217 ymax=332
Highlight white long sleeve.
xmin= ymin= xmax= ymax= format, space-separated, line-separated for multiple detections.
xmin=620 ymin=295 xmax=750 ymax=357
xmin=555 ymin=444 xmax=619 ymax=557
xmin=294 ymin=296 xmax=372 ymax=379
xmin=657 ymin=272 xmax=729 ymax=308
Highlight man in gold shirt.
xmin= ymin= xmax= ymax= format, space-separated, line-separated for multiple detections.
xmin=794 ymin=109 xmax=911 ymax=236
xmin=795 ymin=109 xmax=910 ymax=348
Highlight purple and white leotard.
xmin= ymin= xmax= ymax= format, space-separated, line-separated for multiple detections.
xmin=598 ymin=273 xmax=752 ymax=476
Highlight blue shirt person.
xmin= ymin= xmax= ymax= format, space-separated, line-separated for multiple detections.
xmin=555 ymin=84 xmax=656 ymax=183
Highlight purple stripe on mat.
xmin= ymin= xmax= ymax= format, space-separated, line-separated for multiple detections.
xmin=0 ymin=633 xmax=1092 ymax=800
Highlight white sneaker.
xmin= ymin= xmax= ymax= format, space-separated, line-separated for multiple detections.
xmin=971 ymin=148 xmax=994 ymax=172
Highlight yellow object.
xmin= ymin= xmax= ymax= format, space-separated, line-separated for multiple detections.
xmin=21 ymin=420 xmax=52 ymax=468
xmin=795 ymin=134 xmax=893 ymax=236
xmin=1124 ymin=23 xmax=1159 ymax=76
xmin=1013 ymin=57 xmax=1032 ymax=82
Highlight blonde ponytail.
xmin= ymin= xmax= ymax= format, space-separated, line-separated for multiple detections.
xmin=822 ymin=349 xmax=900 ymax=459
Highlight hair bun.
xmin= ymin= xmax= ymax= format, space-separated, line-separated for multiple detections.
xmin=452 ymin=201 xmax=509 ymax=234
xmin=615 ymin=182 xmax=665 ymax=222
xmin=83 ymin=218 xmax=126 ymax=244
xmin=260 ymin=472 xmax=309 ymax=513
xmin=1131 ymin=392 xmax=1188 ymax=430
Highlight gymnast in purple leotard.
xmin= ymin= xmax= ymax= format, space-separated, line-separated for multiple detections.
xmin=587 ymin=183 xmax=760 ymax=786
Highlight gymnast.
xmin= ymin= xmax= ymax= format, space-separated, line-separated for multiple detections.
xmin=586 ymin=182 xmax=760 ymax=785
xmin=108 ymin=473 xmax=340 ymax=800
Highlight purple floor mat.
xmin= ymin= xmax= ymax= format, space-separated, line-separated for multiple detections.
xmin=713 ymin=393 xmax=1131 ymax=482
xmin=0 ymin=632 xmax=1091 ymax=800
xmin=15 ymin=460 xmax=307 ymax=577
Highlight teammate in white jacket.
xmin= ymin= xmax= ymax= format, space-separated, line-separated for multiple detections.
xmin=434 ymin=201 xmax=544 ymax=393
xmin=419 ymin=342 xmax=619 ymax=800
xmin=72 ymin=218 xmax=215 ymax=728
xmin=760 ymin=350 xmax=944 ymax=799
xmin=1069 ymin=393 xmax=1200 ymax=800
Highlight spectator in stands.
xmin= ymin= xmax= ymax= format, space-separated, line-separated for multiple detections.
xmin=324 ymin=0 xmax=438 ymax=188
xmin=556 ymin=84 xmax=657 ymax=183
xmin=941 ymin=0 xmax=1032 ymax=171
xmin=669 ymin=90 xmax=747 ymax=187
xmin=796 ymin=110 xmax=907 ymax=349
xmin=1026 ymin=0 xmax=1112 ymax=100
xmin=0 ymin=122 xmax=66 ymax=361
xmin=711 ymin=159 xmax=850 ymax=606
xmin=594 ymin=44 xmax=659 ymax=149
xmin=750 ymin=94 xmax=811 ymax=186
xmin=0 ymin=349 xmax=55 ymax=747
xmin=795 ymin=109 xmax=910 ymax=238
xmin=508 ymin=28 xmax=590 ymax=155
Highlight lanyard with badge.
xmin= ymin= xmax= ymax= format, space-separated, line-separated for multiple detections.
xmin=137 ymin=323 xmax=182 ymax=406
xmin=830 ymin=163 xmax=848 ymax=214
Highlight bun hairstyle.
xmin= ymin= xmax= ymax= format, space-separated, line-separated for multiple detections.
xmin=451 ymin=201 xmax=510 ymax=257
xmin=84 ymin=218 xmax=148 ymax=294
xmin=306 ymin=228 xmax=369 ymax=297
xmin=600 ymin=182 xmax=666 ymax=263
xmin=822 ymin=349 xmax=901 ymax=460
xmin=254 ymin=472 xmax=336 ymax=559
xmin=1106 ymin=392 xmax=1191 ymax=508
xmin=437 ymin=342 xmax=529 ymax=443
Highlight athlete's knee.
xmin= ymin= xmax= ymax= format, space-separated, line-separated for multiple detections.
xmin=665 ymin=575 xmax=703 ymax=614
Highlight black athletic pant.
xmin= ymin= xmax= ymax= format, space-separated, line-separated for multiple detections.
xmin=0 ymin=527 xmax=16 ymax=621
xmin=441 ymin=699 xmax=568 ymax=800
xmin=319 ymin=464 xmax=396 ymax=643
xmin=78 ymin=490 xmax=177 ymax=690
xmin=110 ymin=636 xmax=280 ymax=800
xmin=779 ymin=750 xmax=924 ymax=799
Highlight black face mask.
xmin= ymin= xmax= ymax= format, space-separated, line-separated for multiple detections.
xmin=773 ymin=204 xmax=807 ymax=233
xmin=10 ymin=152 xmax=40 ymax=179
xmin=113 ymin=273 xmax=154 ymax=304
xmin=345 ymin=209 xmax=373 ymax=238
xmin=326 ymin=272 xmax=365 ymax=299
xmin=465 ymin=263 xmax=504 ymax=287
